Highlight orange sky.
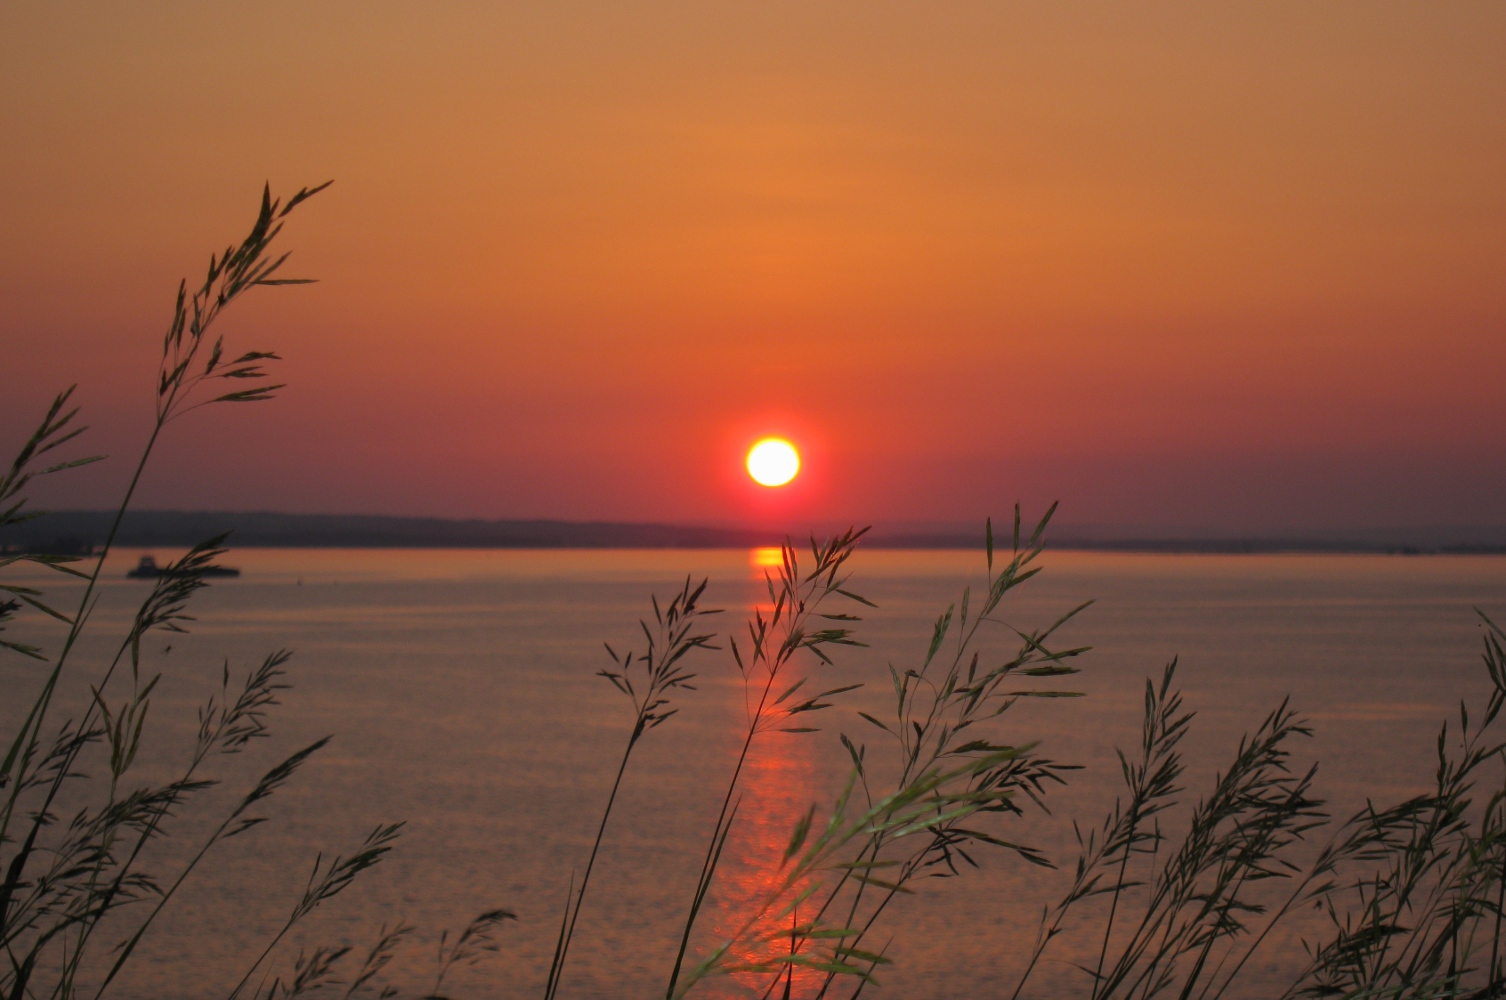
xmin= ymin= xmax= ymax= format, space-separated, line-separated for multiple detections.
xmin=2 ymin=3 xmax=1503 ymax=533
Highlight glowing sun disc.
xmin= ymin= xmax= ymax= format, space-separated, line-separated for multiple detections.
xmin=746 ymin=438 xmax=800 ymax=487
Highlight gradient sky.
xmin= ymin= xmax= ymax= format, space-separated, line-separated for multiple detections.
xmin=3 ymin=2 xmax=1503 ymax=534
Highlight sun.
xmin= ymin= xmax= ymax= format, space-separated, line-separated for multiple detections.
xmin=746 ymin=438 xmax=800 ymax=487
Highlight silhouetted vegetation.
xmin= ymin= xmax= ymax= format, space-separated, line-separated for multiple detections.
xmin=0 ymin=186 xmax=507 ymax=999
xmin=5 ymin=187 xmax=1505 ymax=999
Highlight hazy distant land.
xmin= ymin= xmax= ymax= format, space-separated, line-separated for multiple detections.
xmin=3 ymin=510 xmax=1504 ymax=555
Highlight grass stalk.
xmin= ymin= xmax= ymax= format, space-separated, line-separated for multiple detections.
xmin=0 ymin=184 xmax=394 ymax=1000
xmin=545 ymin=578 xmax=719 ymax=999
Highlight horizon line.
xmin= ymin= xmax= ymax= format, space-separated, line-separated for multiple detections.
xmin=4 ymin=509 xmax=1505 ymax=556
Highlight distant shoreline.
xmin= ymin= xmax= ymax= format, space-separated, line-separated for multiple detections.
xmin=3 ymin=510 xmax=1503 ymax=556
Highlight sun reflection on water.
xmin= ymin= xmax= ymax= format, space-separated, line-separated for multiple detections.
xmin=749 ymin=546 xmax=785 ymax=569
xmin=697 ymin=549 xmax=824 ymax=998
xmin=706 ymin=735 xmax=821 ymax=997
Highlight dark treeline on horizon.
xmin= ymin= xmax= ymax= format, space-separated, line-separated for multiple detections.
xmin=3 ymin=510 xmax=1504 ymax=556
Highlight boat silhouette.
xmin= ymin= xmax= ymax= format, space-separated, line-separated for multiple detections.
xmin=126 ymin=555 xmax=240 ymax=579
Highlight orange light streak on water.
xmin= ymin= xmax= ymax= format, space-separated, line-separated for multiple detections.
xmin=749 ymin=547 xmax=785 ymax=569
xmin=708 ymin=738 xmax=821 ymax=998
xmin=699 ymin=550 xmax=825 ymax=998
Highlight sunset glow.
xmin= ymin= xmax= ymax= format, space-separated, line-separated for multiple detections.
xmin=2 ymin=6 xmax=1504 ymax=532
xmin=746 ymin=439 xmax=800 ymax=488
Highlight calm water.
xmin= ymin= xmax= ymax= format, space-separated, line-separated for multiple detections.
xmin=4 ymin=548 xmax=1504 ymax=999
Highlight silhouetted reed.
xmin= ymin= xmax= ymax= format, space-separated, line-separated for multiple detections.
xmin=1005 ymin=613 xmax=1506 ymax=1000
xmin=0 ymin=186 xmax=505 ymax=999
xmin=543 ymin=578 xmax=721 ymax=1000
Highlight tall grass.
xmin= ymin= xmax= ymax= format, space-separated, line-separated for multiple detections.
xmin=1006 ymin=613 xmax=1506 ymax=1000
xmin=0 ymin=186 xmax=505 ymax=999
xmin=543 ymin=577 xmax=721 ymax=1000
xmin=534 ymin=510 xmax=1098 ymax=999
